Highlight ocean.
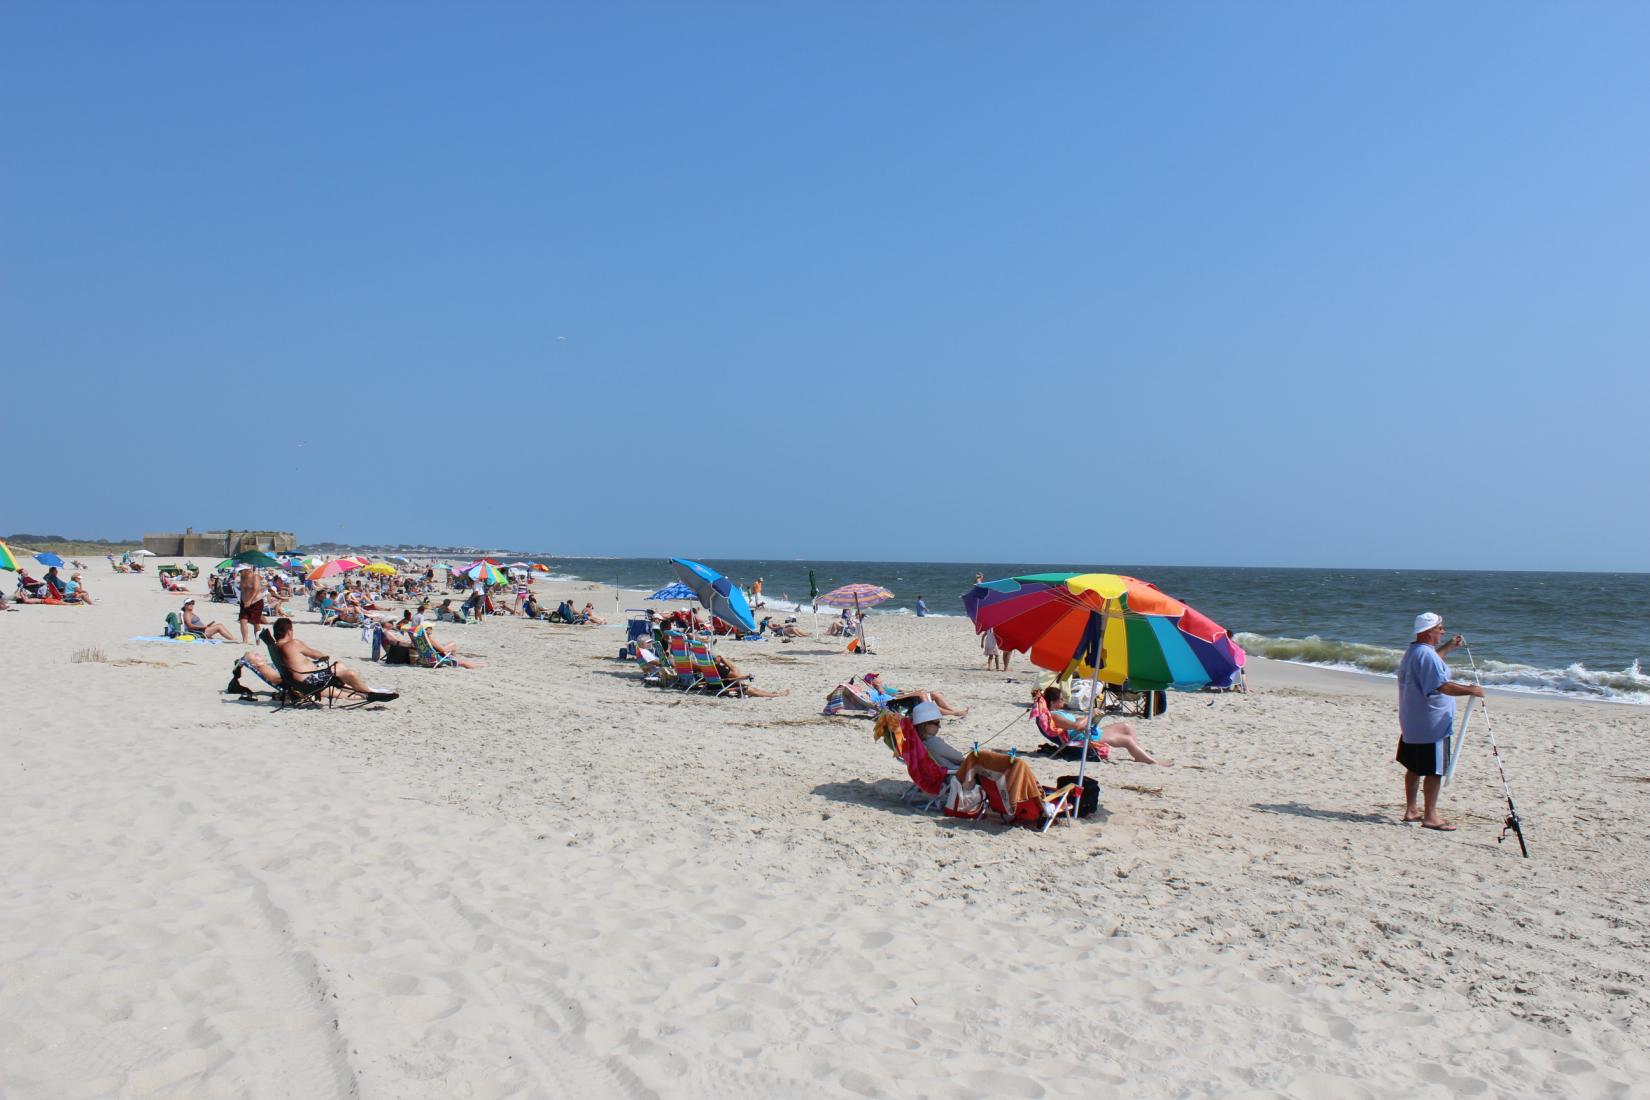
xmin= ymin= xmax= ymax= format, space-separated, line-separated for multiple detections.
xmin=539 ymin=557 xmax=1649 ymax=706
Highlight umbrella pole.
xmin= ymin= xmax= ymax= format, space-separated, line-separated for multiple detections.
xmin=1074 ymin=609 xmax=1108 ymax=818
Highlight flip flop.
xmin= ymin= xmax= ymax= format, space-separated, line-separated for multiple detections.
xmin=1422 ymin=822 xmax=1457 ymax=832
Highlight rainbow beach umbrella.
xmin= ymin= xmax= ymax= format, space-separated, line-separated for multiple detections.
xmin=963 ymin=573 xmax=1240 ymax=692
xmin=0 ymin=540 xmax=18 ymax=571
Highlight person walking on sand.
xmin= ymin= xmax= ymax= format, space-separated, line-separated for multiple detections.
xmin=238 ymin=566 xmax=265 ymax=644
xmin=1396 ymin=611 xmax=1483 ymax=831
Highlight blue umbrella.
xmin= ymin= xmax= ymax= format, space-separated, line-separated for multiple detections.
xmin=647 ymin=582 xmax=699 ymax=601
xmin=35 ymin=551 xmax=66 ymax=568
xmin=669 ymin=558 xmax=758 ymax=633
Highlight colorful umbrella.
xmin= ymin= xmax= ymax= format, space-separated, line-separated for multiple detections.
xmin=459 ymin=562 xmax=506 ymax=587
xmin=363 ymin=562 xmax=398 ymax=575
xmin=308 ymin=559 xmax=363 ymax=580
xmin=646 ymin=582 xmax=699 ymax=601
xmin=35 ymin=551 xmax=66 ymax=568
xmin=669 ymin=558 xmax=757 ymax=633
xmin=963 ymin=573 xmax=1239 ymax=691
xmin=816 ymin=583 xmax=895 ymax=611
xmin=0 ymin=540 xmax=17 ymax=571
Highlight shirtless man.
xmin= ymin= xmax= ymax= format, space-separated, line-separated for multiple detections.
xmin=239 ymin=566 xmax=265 ymax=644
xmin=271 ymin=617 xmax=398 ymax=701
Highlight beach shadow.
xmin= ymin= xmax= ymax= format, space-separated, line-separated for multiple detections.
xmin=1251 ymin=802 xmax=1392 ymax=825
xmin=813 ymin=779 xmax=934 ymax=817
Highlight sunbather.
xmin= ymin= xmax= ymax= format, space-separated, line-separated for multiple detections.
xmin=579 ymin=602 xmax=606 ymax=625
xmin=416 ymin=623 xmax=484 ymax=668
xmin=181 ymin=599 xmax=236 ymax=641
xmin=862 ymin=672 xmax=968 ymax=717
xmin=713 ymin=653 xmax=789 ymax=698
xmin=271 ymin=617 xmax=398 ymax=701
xmin=1038 ymin=686 xmax=1171 ymax=766
xmin=827 ymin=609 xmax=856 ymax=636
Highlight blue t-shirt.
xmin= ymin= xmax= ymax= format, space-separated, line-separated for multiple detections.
xmin=1398 ymin=642 xmax=1454 ymax=744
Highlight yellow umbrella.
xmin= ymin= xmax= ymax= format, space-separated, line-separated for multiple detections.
xmin=364 ymin=562 xmax=398 ymax=575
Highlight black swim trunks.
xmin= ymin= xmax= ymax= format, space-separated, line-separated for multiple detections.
xmin=1395 ymin=737 xmax=1450 ymax=777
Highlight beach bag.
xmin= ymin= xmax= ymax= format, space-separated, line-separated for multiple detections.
xmin=384 ymin=643 xmax=412 ymax=666
xmin=1057 ymin=775 xmax=1101 ymax=817
xmin=941 ymin=776 xmax=987 ymax=819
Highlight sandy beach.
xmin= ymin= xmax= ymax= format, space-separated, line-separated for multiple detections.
xmin=3 ymin=564 xmax=1648 ymax=1098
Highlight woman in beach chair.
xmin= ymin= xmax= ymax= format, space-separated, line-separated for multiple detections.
xmin=1038 ymin=686 xmax=1171 ymax=766
xmin=414 ymin=623 xmax=484 ymax=668
xmin=861 ymin=672 xmax=968 ymax=718
xmin=710 ymin=651 xmax=789 ymax=698
xmin=180 ymin=598 xmax=236 ymax=641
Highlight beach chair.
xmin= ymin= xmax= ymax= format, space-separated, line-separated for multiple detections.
xmin=259 ymin=628 xmax=370 ymax=712
xmin=1101 ymin=683 xmax=1168 ymax=719
xmin=960 ymin=750 xmax=1081 ymax=831
xmin=1032 ymin=704 xmax=1108 ymax=763
xmin=663 ymin=631 xmax=700 ymax=690
xmin=412 ymin=625 xmax=457 ymax=668
xmin=633 ymin=645 xmax=663 ymax=685
xmin=164 ymin=612 xmax=183 ymax=639
xmin=687 ymin=638 xmax=738 ymax=697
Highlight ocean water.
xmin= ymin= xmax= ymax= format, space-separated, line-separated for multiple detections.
xmin=543 ymin=557 xmax=1650 ymax=706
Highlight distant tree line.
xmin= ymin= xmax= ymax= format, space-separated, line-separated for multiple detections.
xmin=5 ymin=533 xmax=139 ymax=545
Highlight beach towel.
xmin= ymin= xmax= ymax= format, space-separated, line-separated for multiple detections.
xmin=129 ymin=635 xmax=223 ymax=644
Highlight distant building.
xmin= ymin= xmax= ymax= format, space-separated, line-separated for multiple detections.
xmin=142 ymin=528 xmax=297 ymax=557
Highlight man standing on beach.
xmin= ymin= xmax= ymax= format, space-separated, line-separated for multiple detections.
xmin=238 ymin=566 xmax=265 ymax=644
xmin=1396 ymin=611 xmax=1483 ymax=831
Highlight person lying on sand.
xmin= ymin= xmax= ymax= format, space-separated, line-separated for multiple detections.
xmin=181 ymin=599 xmax=236 ymax=642
xmin=713 ymin=653 xmax=789 ymax=698
xmin=271 ymin=617 xmax=398 ymax=701
xmin=1037 ymin=686 xmax=1171 ymax=766
xmin=862 ymin=672 xmax=968 ymax=718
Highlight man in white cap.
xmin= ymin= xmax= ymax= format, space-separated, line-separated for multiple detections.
xmin=1396 ymin=611 xmax=1483 ymax=830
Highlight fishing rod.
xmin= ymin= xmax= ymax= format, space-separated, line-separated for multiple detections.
xmin=1462 ymin=642 xmax=1530 ymax=858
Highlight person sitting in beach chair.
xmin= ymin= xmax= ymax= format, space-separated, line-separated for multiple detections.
xmin=266 ymin=617 xmax=398 ymax=706
xmin=436 ymin=597 xmax=468 ymax=624
xmin=710 ymin=651 xmax=790 ymax=698
xmin=413 ymin=623 xmax=483 ymax=668
xmin=861 ymin=673 xmax=969 ymax=718
xmin=16 ymin=570 xmax=49 ymax=599
xmin=179 ymin=598 xmax=236 ymax=641
xmin=578 ymin=602 xmax=607 ymax=625
xmin=108 ymin=554 xmax=129 ymax=573
xmin=826 ymin=609 xmax=856 ymax=636
xmin=1038 ymin=686 xmax=1171 ymax=766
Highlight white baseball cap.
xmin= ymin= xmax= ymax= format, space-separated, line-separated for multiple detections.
xmin=910 ymin=701 xmax=942 ymax=726
xmin=1413 ymin=611 xmax=1443 ymax=636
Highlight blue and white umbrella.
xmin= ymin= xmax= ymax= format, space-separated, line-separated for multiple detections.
xmin=646 ymin=582 xmax=699 ymax=602
xmin=669 ymin=558 xmax=758 ymax=633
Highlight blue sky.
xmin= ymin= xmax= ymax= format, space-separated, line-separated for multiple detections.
xmin=5 ymin=3 xmax=1646 ymax=570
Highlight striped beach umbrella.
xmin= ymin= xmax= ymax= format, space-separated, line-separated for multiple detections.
xmin=815 ymin=583 xmax=895 ymax=610
xmin=0 ymin=540 xmax=17 ymax=571
xmin=308 ymin=559 xmax=362 ymax=580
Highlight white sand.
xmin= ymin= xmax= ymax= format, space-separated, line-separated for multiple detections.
xmin=3 ymin=564 xmax=1648 ymax=1098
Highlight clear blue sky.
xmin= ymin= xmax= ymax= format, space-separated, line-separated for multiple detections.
xmin=5 ymin=3 xmax=1646 ymax=570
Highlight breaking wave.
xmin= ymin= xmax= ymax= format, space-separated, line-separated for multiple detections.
xmin=1236 ymin=633 xmax=1649 ymax=705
